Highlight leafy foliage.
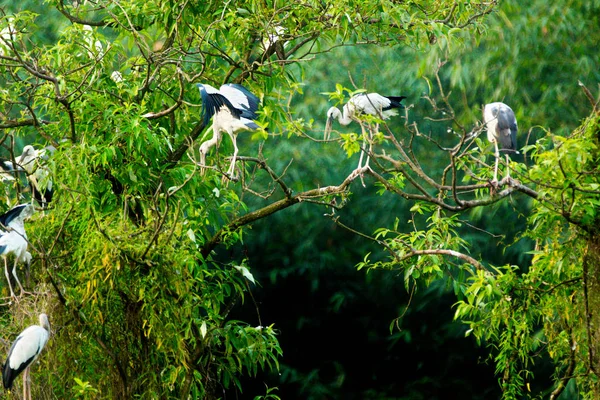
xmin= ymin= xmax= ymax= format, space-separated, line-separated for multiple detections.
xmin=0 ymin=0 xmax=497 ymax=398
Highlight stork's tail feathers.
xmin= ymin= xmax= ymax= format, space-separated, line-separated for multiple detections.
xmin=244 ymin=121 xmax=260 ymax=130
xmin=385 ymin=96 xmax=407 ymax=109
xmin=3 ymin=360 xmax=14 ymax=389
xmin=499 ymin=149 xmax=520 ymax=155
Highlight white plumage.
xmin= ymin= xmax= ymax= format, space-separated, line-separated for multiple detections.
xmin=0 ymin=204 xmax=35 ymax=298
xmin=483 ymin=102 xmax=518 ymax=183
xmin=197 ymin=83 xmax=260 ymax=177
xmin=11 ymin=145 xmax=53 ymax=208
xmin=0 ymin=17 xmax=16 ymax=57
xmin=324 ymin=93 xmax=406 ymax=140
xmin=325 ymin=92 xmax=405 ymax=170
xmin=82 ymin=25 xmax=104 ymax=59
xmin=3 ymin=313 xmax=50 ymax=398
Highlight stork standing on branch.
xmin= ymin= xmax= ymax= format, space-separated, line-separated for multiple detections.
xmin=0 ymin=204 xmax=35 ymax=298
xmin=4 ymin=146 xmax=54 ymax=209
xmin=196 ymin=83 xmax=261 ymax=178
xmin=483 ymin=102 xmax=518 ymax=184
xmin=3 ymin=313 xmax=50 ymax=400
xmin=325 ymin=92 xmax=406 ymax=169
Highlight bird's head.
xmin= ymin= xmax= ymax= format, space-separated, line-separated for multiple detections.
xmin=324 ymin=107 xmax=341 ymax=140
xmin=39 ymin=313 xmax=50 ymax=332
xmin=326 ymin=106 xmax=341 ymax=120
xmin=23 ymin=251 xmax=32 ymax=267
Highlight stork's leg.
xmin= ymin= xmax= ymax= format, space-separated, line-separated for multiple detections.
xmin=354 ymin=122 xmax=369 ymax=187
xmin=363 ymin=123 xmax=377 ymax=169
xmin=505 ymin=154 xmax=511 ymax=180
xmin=3 ymin=257 xmax=15 ymax=299
xmin=23 ymin=368 xmax=28 ymax=400
xmin=226 ymin=132 xmax=239 ymax=178
xmin=493 ymin=140 xmax=500 ymax=184
xmin=356 ymin=122 xmax=367 ymax=169
xmin=12 ymin=257 xmax=24 ymax=296
xmin=199 ymin=130 xmax=222 ymax=175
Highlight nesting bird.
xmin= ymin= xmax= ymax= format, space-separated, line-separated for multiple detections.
xmin=3 ymin=313 xmax=50 ymax=399
xmin=483 ymin=102 xmax=518 ymax=184
xmin=325 ymin=92 xmax=406 ymax=170
xmin=196 ymin=83 xmax=261 ymax=178
xmin=0 ymin=204 xmax=35 ymax=298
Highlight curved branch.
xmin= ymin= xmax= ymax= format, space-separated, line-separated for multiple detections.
xmin=396 ymin=249 xmax=485 ymax=271
xmin=165 ymin=121 xmax=206 ymax=165
xmin=200 ymin=166 xmax=366 ymax=258
xmin=141 ymin=68 xmax=185 ymax=119
xmin=0 ymin=118 xmax=51 ymax=129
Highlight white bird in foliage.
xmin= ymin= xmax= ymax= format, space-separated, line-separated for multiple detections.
xmin=197 ymin=83 xmax=261 ymax=178
xmin=325 ymin=92 xmax=406 ymax=169
xmin=0 ymin=204 xmax=35 ymax=298
xmin=0 ymin=17 xmax=17 ymax=57
xmin=82 ymin=25 xmax=104 ymax=59
xmin=483 ymin=102 xmax=518 ymax=184
xmin=13 ymin=145 xmax=53 ymax=209
xmin=3 ymin=313 xmax=50 ymax=399
xmin=325 ymin=93 xmax=406 ymax=139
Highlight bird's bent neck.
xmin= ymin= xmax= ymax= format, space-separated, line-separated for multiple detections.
xmin=331 ymin=107 xmax=353 ymax=126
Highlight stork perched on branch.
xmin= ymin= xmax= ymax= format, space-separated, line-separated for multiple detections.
xmin=2 ymin=146 xmax=53 ymax=208
xmin=483 ymin=102 xmax=518 ymax=184
xmin=3 ymin=313 xmax=50 ymax=400
xmin=196 ymin=83 xmax=261 ymax=178
xmin=325 ymin=92 xmax=406 ymax=169
xmin=0 ymin=204 xmax=35 ymax=298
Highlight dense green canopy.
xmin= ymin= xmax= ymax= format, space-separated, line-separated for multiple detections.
xmin=0 ymin=0 xmax=598 ymax=399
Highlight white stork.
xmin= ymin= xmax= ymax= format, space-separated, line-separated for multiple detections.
xmin=483 ymin=102 xmax=518 ymax=184
xmin=0 ymin=204 xmax=35 ymax=298
xmin=196 ymin=83 xmax=261 ymax=178
xmin=0 ymin=17 xmax=16 ymax=57
xmin=325 ymin=92 xmax=406 ymax=169
xmin=13 ymin=145 xmax=53 ymax=209
xmin=3 ymin=313 xmax=50 ymax=400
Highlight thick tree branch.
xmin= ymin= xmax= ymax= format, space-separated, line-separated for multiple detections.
xmin=396 ymin=249 xmax=485 ymax=271
xmin=165 ymin=122 xmax=206 ymax=165
xmin=200 ymin=167 xmax=366 ymax=258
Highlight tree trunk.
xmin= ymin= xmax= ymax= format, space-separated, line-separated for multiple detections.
xmin=584 ymin=235 xmax=600 ymax=396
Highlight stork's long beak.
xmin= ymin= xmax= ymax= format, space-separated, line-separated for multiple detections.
xmin=324 ymin=116 xmax=334 ymax=140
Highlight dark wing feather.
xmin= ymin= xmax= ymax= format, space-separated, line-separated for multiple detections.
xmin=2 ymin=336 xmax=36 ymax=390
xmin=220 ymin=84 xmax=260 ymax=120
xmin=496 ymin=108 xmax=518 ymax=151
xmin=198 ymin=86 xmax=242 ymax=126
xmin=0 ymin=205 xmax=27 ymax=227
xmin=31 ymin=184 xmax=53 ymax=209
xmin=0 ymin=159 xmax=15 ymax=173
xmin=383 ymin=96 xmax=406 ymax=110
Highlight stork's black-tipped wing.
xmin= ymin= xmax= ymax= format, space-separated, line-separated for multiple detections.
xmin=496 ymin=106 xmax=518 ymax=152
xmin=0 ymin=204 xmax=29 ymax=227
xmin=2 ymin=336 xmax=33 ymax=390
xmin=219 ymin=84 xmax=260 ymax=120
xmin=2 ymin=323 xmax=48 ymax=390
xmin=383 ymin=96 xmax=407 ymax=110
xmin=0 ymin=159 xmax=15 ymax=172
xmin=197 ymin=84 xmax=242 ymax=126
xmin=32 ymin=184 xmax=53 ymax=209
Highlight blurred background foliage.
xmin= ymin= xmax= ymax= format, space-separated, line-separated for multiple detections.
xmin=232 ymin=0 xmax=599 ymax=398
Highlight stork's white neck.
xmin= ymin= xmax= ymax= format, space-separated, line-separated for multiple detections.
xmin=330 ymin=107 xmax=353 ymax=126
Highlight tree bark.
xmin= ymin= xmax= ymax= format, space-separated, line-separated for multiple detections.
xmin=584 ymin=235 xmax=600 ymax=396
